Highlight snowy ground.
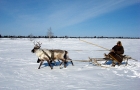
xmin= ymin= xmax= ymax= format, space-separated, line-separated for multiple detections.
xmin=0 ymin=38 xmax=140 ymax=90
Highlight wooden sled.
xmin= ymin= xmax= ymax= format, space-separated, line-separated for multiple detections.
xmin=89 ymin=55 xmax=131 ymax=67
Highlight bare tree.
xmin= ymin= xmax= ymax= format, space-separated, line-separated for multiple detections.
xmin=47 ymin=27 xmax=54 ymax=40
xmin=28 ymin=33 xmax=34 ymax=41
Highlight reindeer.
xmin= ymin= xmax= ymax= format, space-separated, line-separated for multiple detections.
xmin=31 ymin=41 xmax=74 ymax=69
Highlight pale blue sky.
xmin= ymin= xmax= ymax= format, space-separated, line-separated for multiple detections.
xmin=0 ymin=0 xmax=140 ymax=37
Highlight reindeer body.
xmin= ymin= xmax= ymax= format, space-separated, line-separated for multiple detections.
xmin=31 ymin=42 xmax=73 ymax=69
xmin=35 ymin=49 xmax=68 ymax=61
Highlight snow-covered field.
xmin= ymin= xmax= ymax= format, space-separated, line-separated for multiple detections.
xmin=0 ymin=38 xmax=140 ymax=90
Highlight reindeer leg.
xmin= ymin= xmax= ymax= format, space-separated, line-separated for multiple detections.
xmin=47 ymin=60 xmax=53 ymax=69
xmin=60 ymin=61 xmax=63 ymax=66
xmin=57 ymin=60 xmax=61 ymax=65
xmin=59 ymin=60 xmax=64 ymax=69
xmin=70 ymin=60 xmax=74 ymax=66
xmin=64 ymin=60 xmax=67 ymax=68
xmin=59 ymin=59 xmax=67 ymax=69
xmin=38 ymin=61 xmax=43 ymax=69
xmin=50 ymin=60 xmax=53 ymax=64
xmin=37 ymin=58 xmax=41 ymax=63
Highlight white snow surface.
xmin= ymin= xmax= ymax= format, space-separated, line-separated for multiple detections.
xmin=0 ymin=38 xmax=140 ymax=90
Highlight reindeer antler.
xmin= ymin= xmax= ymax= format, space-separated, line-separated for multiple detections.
xmin=37 ymin=41 xmax=42 ymax=47
xmin=33 ymin=41 xmax=42 ymax=47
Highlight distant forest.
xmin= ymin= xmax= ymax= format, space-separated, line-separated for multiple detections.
xmin=0 ymin=34 xmax=139 ymax=39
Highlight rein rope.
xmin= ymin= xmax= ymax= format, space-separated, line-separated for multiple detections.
xmin=80 ymin=39 xmax=109 ymax=51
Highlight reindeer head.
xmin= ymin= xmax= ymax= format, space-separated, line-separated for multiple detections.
xmin=31 ymin=41 xmax=42 ymax=53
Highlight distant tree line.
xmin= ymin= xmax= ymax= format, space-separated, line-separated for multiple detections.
xmin=0 ymin=34 xmax=139 ymax=39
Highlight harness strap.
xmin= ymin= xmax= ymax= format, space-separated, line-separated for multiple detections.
xmin=42 ymin=50 xmax=54 ymax=61
xmin=42 ymin=50 xmax=51 ymax=60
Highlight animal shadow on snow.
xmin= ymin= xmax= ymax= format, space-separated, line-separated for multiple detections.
xmin=104 ymin=60 xmax=127 ymax=66
xmin=42 ymin=61 xmax=72 ymax=69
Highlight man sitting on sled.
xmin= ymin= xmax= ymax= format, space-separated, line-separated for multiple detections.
xmin=105 ymin=41 xmax=124 ymax=67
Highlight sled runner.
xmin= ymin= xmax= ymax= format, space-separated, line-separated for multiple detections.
xmin=89 ymin=55 xmax=132 ymax=67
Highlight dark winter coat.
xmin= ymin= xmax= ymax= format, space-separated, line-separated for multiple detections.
xmin=112 ymin=45 xmax=124 ymax=55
